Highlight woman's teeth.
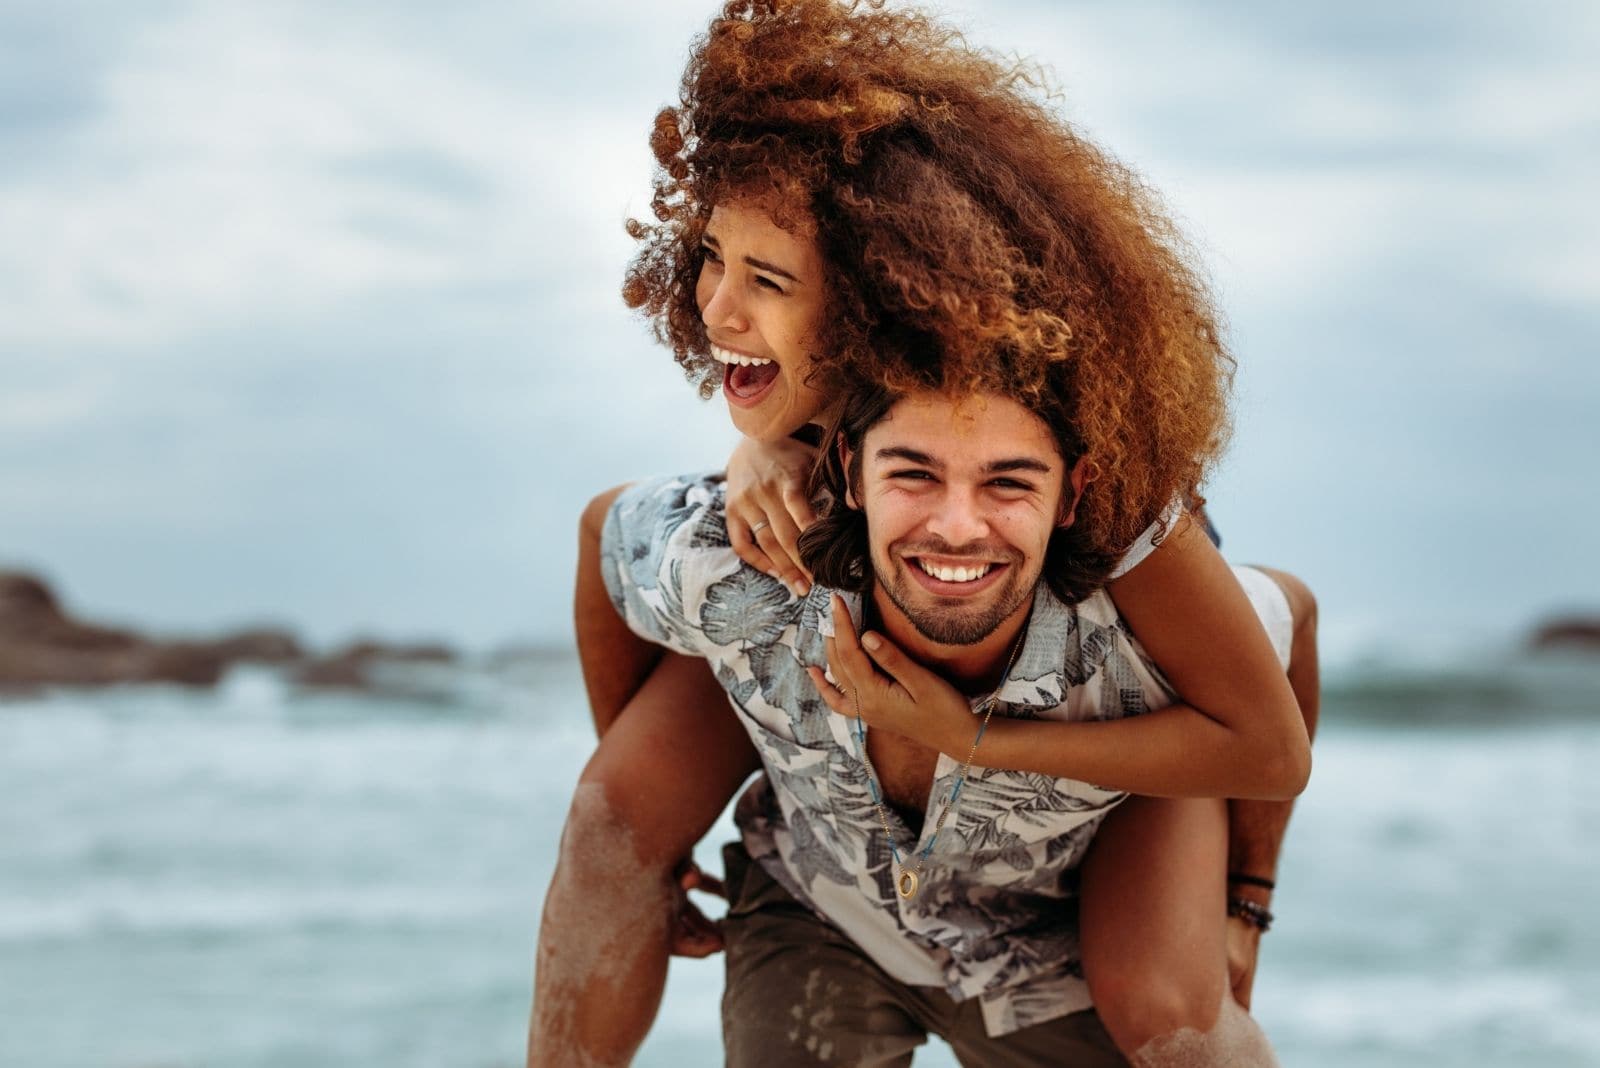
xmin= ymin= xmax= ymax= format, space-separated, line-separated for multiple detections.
xmin=918 ymin=560 xmax=994 ymax=583
xmin=711 ymin=344 xmax=774 ymax=367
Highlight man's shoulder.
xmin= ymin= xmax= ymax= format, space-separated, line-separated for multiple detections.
xmin=603 ymin=471 xmax=804 ymax=654
xmin=609 ymin=472 xmax=732 ymax=554
xmin=1001 ymin=585 xmax=1169 ymax=717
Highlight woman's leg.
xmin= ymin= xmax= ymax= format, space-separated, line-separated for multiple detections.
xmin=1079 ymin=567 xmax=1318 ymax=1066
xmin=1079 ymin=795 xmax=1277 ymax=1066
xmin=529 ymin=652 xmax=760 ymax=1066
xmin=1224 ymin=567 xmax=1320 ymax=1008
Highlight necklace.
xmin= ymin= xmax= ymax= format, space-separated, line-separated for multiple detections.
xmin=849 ymin=622 xmax=1027 ymax=901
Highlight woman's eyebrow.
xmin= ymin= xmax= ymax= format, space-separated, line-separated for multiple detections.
xmin=700 ymin=235 xmax=802 ymax=284
xmin=744 ymin=257 xmax=801 ymax=284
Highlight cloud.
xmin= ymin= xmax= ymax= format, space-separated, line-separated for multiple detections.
xmin=1 ymin=0 xmax=1596 ymax=649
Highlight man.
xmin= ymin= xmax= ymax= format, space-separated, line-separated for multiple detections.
xmin=595 ymin=384 xmax=1314 ymax=1066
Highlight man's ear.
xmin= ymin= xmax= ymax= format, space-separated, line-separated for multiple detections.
xmin=837 ymin=435 xmax=859 ymax=510
xmin=1057 ymin=455 xmax=1092 ymax=530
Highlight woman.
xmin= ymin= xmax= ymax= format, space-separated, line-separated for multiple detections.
xmin=532 ymin=2 xmax=1317 ymax=1064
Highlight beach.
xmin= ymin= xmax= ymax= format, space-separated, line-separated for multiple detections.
xmin=2 ymin=650 xmax=1597 ymax=1067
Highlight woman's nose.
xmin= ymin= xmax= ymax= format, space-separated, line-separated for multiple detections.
xmin=700 ymin=275 xmax=748 ymax=333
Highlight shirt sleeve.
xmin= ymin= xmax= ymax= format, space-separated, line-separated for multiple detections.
xmin=1107 ymin=495 xmax=1185 ymax=580
xmin=599 ymin=472 xmax=796 ymax=656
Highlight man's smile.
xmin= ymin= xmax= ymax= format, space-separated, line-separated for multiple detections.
xmin=902 ymin=554 xmax=1013 ymax=596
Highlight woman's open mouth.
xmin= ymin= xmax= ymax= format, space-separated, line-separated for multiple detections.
xmin=713 ymin=344 xmax=781 ymax=406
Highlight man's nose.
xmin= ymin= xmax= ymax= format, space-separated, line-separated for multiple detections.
xmin=925 ymin=488 xmax=990 ymax=547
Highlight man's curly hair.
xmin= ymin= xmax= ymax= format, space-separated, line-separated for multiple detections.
xmin=623 ymin=0 xmax=1234 ymax=559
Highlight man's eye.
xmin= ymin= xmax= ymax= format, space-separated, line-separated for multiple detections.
xmin=889 ymin=470 xmax=935 ymax=482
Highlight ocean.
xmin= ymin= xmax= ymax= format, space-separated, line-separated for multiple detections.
xmin=2 ymin=651 xmax=1597 ymax=1067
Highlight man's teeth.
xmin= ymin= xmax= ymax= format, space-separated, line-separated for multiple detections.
xmin=711 ymin=344 xmax=774 ymax=367
xmin=918 ymin=560 xmax=994 ymax=583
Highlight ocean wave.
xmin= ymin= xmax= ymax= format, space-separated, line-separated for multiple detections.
xmin=1324 ymin=655 xmax=1600 ymax=724
xmin=0 ymin=886 xmax=516 ymax=944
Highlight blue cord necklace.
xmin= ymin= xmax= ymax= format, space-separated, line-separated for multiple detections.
xmin=849 ymin=623 xmax=1026 ymax=900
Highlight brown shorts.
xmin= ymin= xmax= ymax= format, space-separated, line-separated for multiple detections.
xmin=720 ymin=843 xmax=1128 ymax=1068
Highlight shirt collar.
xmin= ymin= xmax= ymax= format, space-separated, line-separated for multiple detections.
xmin=809 ymin=581 xmax=1073 ymax=713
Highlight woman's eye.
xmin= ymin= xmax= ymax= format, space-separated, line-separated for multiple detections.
xmin=701 ymin=245 xmax=722 ymax=263
xmin=755 ymin=275 xmax=786 ymax=293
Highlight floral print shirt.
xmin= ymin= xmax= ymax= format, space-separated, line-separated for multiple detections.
xmin=602 ymin=472 xmax=1178 ymax=1037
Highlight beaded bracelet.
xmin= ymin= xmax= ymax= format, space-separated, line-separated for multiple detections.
xmin=1227 ymin=897 xmax=1274 ymax=932
xmin=1227 ymin=871 xmax=1276 ymax=892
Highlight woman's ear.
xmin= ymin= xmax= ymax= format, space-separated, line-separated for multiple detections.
xmin=1057 ymin=455 xmax=1092 ymax=529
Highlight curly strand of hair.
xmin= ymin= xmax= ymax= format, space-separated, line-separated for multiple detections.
xmin=624 ymin=0 xmax=1234 ymax=564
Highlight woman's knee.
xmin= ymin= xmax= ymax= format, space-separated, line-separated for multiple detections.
xmin=1088 ymin=961 xmax=1226 ymax=1054
xmin=561 ymin=767 xmax=679 ymax=876
xmin=1254 ymin=566 xmax=1317 ymax=638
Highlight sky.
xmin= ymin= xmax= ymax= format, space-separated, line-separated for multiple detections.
xmin=1 ymin=0 xmax=1596 ymax=663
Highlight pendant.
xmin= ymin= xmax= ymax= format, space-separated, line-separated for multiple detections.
xmin=896 ymin=868 xmax=919 ymax=899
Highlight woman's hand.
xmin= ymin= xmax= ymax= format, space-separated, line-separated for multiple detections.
xmin=805 ymin=595 xmax=972 ymax=755
xmin=725 ymin=435 xmax=819 ymax=597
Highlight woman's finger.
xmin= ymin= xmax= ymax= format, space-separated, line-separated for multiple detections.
xmin=822 ymin=634 xmax=851 ymax=694
xmin=763 ymin=506 xmax=811 ymax=591
xmin=727 ymin=512 xmax=780 ymax=577
xmin=752 ymin=514 xmax=809 ymax=596
xmin=806 ymin=665 xmax=850 ymax=715
xmin=781 ymin=485 xmax=819 ymax=532
xmin=829 ymin=594 xmax=879 ymax=690
xmin=858 ymin=629 xmax=933 ymax=701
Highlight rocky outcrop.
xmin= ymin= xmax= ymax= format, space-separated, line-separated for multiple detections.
xmin=294 ymin=640 xmax=457 ymax=690
xmin=0 ymin=570 xmax=303 ymax=691
xmin=1529 ymin=617 xmax=1600 ymax=654
xmin=0 ymin=569 xmax=464 ymax=695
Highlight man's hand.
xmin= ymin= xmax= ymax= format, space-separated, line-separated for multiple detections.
xmin=805 ymin=594 xmax=973 ymax=755
xmin=1226 ymin=914 xmax=1263 ymax=1009
xmin=669 ymin=859 xmax=727 ymax=958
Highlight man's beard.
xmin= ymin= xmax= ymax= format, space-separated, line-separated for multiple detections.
xmin=874 ymin=546 xmax=1037 ymax=647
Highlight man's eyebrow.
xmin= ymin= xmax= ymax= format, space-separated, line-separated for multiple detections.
xmin=701 ymin=234 xmax=803 ymax=285
xmin=876 ymin=446 xmax=941 ymax=467
xmin=983 ymin=458 xmax=1054 ymax=477
xmin=877 ymin=447 xmax=1054 ymax=478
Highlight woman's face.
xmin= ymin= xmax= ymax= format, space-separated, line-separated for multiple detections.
xmin=696 ymin=202 xmax=831 ymax=441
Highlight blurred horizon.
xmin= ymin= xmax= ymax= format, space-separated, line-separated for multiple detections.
xmin=2 ymin=0 xmax=1597 ymax=664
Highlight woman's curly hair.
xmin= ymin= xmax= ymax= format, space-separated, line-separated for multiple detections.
xmin=623 ymin=0 xmax=1234 ymax=560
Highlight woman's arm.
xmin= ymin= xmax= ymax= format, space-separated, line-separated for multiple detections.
xmin=809 ymin=519 xmax=1313 ymax=800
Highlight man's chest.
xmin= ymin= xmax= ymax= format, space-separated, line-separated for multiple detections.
xmin=865 ymin=729 xmax=940 ymax=832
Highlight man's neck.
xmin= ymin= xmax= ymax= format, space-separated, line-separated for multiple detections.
xmin=868 ymin=587 xmax=1030 ymax=695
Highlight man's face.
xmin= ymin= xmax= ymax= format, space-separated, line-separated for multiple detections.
xmin=855 ymin=392 xmax=1072 ymax=648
